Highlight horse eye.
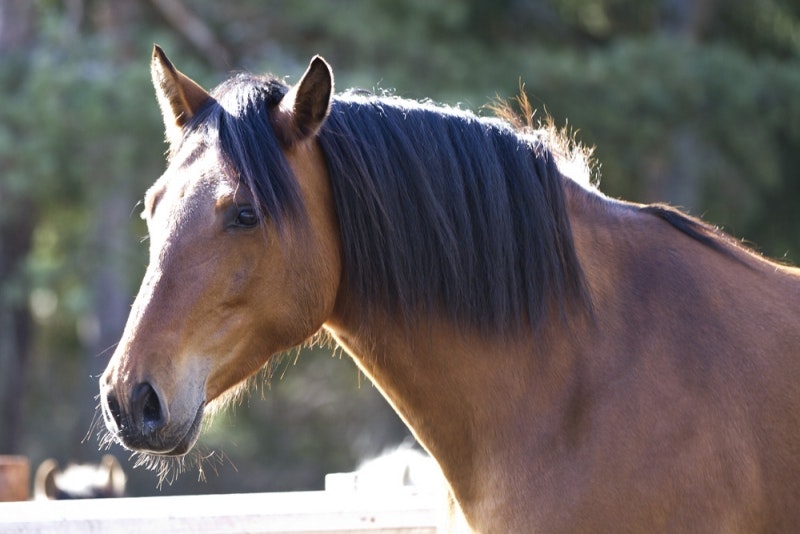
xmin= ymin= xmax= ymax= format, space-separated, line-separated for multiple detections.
xmin=233 ymin=207 xmax=259 ymax=228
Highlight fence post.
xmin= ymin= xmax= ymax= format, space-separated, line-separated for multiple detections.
xmin=0 ymin=456 xmax=29 ymax=501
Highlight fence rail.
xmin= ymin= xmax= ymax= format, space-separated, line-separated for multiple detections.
xmin=0 ymin=488 xmax=440 ymax=533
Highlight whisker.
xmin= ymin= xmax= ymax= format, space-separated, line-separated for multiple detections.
xmin=124 ymin=445 xmax=228 ymax=488
xmin=129 ymin=200 xmax=144 ymax=219
xmin=94 ymin=342 xmax=119 ymax=360
xmin=82 ymin=403 xmax=103 ymax=444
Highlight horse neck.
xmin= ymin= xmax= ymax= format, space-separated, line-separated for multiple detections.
xmin=322 ymin=182 xmax=672 ymax=518
xmin=329 ymin=178 xmax=800 ymax=529
xmin=325 ymin=302 xmax=589 ymax=522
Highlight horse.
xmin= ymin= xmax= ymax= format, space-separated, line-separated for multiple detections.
xmin=99 ymin=45 xmax=800 ymax=532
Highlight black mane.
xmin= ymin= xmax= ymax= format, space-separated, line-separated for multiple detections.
xmin=188 ymin=74 xmax=590 ymax=334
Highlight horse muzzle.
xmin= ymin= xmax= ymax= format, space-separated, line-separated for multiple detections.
xmin=99 ymin=379 xmax=205 ymax=456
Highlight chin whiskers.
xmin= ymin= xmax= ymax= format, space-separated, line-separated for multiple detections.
xmin=127 ymin=446 xmax=227 ymax=488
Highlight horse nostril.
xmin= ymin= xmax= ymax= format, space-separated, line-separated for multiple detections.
xmin=131 ymin=382 xmax=165 ymax=430
xmin=103 ymin=389 xmax=123 ymax=431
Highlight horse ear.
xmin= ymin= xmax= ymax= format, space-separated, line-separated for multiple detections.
xmin=274 ymin=55 xmax=334 ymax=146
xmin=151 ymin=45 xmax=211 ymax=147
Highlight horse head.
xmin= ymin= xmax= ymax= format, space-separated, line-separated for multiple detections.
xmin=99 ymin=47 xmax=341 ymax=456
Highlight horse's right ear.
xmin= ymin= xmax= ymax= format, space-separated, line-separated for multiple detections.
xmin=273 ymin=55 xmax=334 ymax=146
xmin=151 ymin=45 xmax=211 ymax=148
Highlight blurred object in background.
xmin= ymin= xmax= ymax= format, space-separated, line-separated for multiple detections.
xmin=34 ymin=454 xmax=126 ymax=500
xmin=353 ymin=441 xmax=444 ymax=492
xmin=326 ymin=440 xmax=445 ymax=493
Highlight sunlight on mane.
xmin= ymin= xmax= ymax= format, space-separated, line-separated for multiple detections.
xmin=486 ymin=89 xmax=600 ymax=190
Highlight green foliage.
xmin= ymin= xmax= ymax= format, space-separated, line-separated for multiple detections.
xmin=509 ymin=37 xmax=800 ymax=258
xmin=0 ymin=13 xmax=169 ymax=466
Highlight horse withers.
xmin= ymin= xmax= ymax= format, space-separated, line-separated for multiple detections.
xmin=99 ymin=46 xmax=800 ymax=532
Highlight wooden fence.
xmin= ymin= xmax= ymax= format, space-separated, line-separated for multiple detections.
xmin=0 ymin=487 xmax=440 ymax=533
xmin=0 ymin=452 xmax=446 ymax=533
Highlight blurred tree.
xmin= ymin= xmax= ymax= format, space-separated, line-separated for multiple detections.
xmin=0 ymin=1 xmax=169 ymax=461
xmin=148 ymin=0 xmax=231 ymax=68
xmin=519 ymin=37 xmax=800 ymax=257
xmin=0 ymin=0 xmax=37 ymax=455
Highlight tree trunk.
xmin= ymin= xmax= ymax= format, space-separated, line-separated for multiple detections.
xmin=148 ymin=0 xmax=231 ymax=68
xmin=0 ymin=217 xmax=35 ymax=454
xmin=0 ymin=0 xmax=36 ymax=455
xmin=643 ymin=0 xmax=718 ymax=209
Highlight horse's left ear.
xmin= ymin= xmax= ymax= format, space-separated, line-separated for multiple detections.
xmin=151 ymin=45 xmax=212 ymax=148
xmin=274 ymin=55 xmax=334 ymax=146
